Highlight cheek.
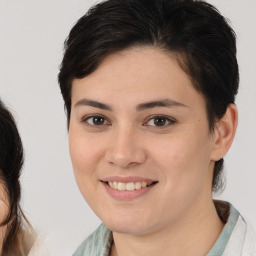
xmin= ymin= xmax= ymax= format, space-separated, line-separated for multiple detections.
xmin=69 ymin=130 xmax=102 ymax=180
xmin=68 ymin=133 xmax=102 ymax=204
xmin=151 ymin=131 xmax=212 ymax=188
xmin=148 ymin=133 xmax=213 ymax=219
xmin=0 ymin=185 xmax=9 ymax=223
xmin=0 ymin=200 xmax=8 ymax=223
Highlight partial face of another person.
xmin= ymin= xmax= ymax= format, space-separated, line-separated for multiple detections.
xmin=69 ymin=47 xmax=221 ymax=235
xmin=0 ymin=181 xmax=8 ymax=246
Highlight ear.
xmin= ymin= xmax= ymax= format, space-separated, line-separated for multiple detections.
xmin=211 ymin=104 xmax=238 ymax=161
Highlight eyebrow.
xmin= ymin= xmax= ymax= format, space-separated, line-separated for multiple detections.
xmin=136 ymin=99 xmax=187 ymax=111
xmin=75 ymin=99 xmax=112 ymax=111
xmin=74 ymin=98 xmax=186 ymax=111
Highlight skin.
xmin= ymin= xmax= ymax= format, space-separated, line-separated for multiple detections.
xmin=69 ymin=47 xmax=238 ymax=256
xmin=0 ymin=181 xmax=8 ymax=253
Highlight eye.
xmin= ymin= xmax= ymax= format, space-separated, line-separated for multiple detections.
xmin=144 ymin=116 xmax=176 ymax=127
xmin=83 ymin=115 xmax=110 ymax=127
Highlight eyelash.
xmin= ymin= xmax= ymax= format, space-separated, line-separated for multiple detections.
xmin=143 ymin=115 xmax=176 ymax=128
xmin=82 ymin=115 xmax=111 ymax=129
xmin=81 ymin=115 xmax=176 ymax=129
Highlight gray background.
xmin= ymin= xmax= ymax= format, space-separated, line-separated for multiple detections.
xmin=0 ymin=0 xmax=255 ymax=255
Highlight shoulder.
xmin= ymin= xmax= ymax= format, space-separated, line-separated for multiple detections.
xmin=226 ymin=205 xmax=256 ymax=256
xmin=28 ymin=235 xmax=51 ymax=256
xmin=73 ymin=223 xmax=113 ymax=256
xmin=217 ymin=202 xmax=256 ymax=256
xmin=242 ymin=218 xmax=256 ymax=256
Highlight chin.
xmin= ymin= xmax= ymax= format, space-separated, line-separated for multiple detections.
xmin=106 ymin=222 xmax=151 ymax=235
xmin=101 ymin=212 xmax=155 ymax=235
xmin=90 ymin=198 xmax=162 ymax=235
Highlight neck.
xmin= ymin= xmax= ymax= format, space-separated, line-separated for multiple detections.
xmin=110 ymin=199 xmax=224 ymax=256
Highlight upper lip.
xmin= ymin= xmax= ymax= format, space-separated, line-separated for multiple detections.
xmin=101 ymin=176 xmax=157 ymax=183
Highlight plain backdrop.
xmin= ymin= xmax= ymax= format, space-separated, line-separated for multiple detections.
xmin=0 ymin=0 xmax=255 ymax=255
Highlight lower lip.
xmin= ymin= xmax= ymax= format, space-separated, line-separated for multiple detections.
xmin=102 ymin=182 xmax=156 ymax=200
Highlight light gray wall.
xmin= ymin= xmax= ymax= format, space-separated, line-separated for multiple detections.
xmin=0 ymin=0 xmax=255 ymax=255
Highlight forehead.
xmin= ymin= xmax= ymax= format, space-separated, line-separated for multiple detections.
xmin=71 ymin=47 xmax=205 ymax=109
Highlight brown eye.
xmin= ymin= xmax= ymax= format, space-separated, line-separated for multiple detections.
xmin=153 ymin=117 xmax=167 ymax=126
xmin=84 ymin=115 xmax=108 ymax=126
xmin=92 ymin=116 xmax=105 ymax=125
xmin=145 ymin=115 xmax=175 ymax=128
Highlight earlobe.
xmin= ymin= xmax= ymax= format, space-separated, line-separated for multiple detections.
xmin=211 ymin=104 xmax=238 ymax=161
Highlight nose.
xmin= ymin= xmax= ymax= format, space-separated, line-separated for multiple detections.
xmin=104 ymin=127 xmax=147 ymax=169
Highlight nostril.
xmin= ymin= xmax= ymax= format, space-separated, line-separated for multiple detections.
xmin=105 ymin=146 xmax=147 ymax=168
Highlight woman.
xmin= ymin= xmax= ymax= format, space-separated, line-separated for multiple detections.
xmin=0 ymin=99 xmax=35 ymax=255
xmin=58 ymin=0 xmax=256 ymax=255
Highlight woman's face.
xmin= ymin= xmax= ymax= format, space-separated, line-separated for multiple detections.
xmin=69 ymin=47 xmax=218 ymax=235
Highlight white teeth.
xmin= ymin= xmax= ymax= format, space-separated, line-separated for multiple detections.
xmin=135 ymin=182 xmax=142 ymax=190
xmin=126 ymin=182 xmax=135 ymax=191
xmin=109 ymin=181 xmax=113 ymax=188
xmin=113 ymin=181 xmax=118 ymax=189
xmin=141 ymin=181 xmax=147 ymax=188
xmin=117 ymin=182 xmax=126 ymax=191
xmin=107 ymin=181 xmax=154 ymax=191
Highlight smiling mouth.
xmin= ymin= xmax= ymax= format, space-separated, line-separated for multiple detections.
xmin=104 ymin=181 xmax=157 ymax=191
